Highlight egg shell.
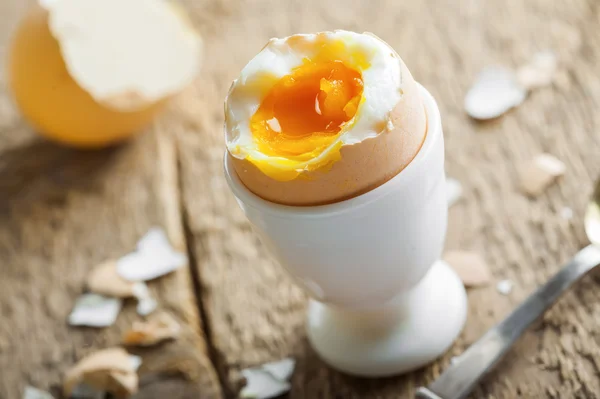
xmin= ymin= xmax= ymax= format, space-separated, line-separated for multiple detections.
xmin=227 ymin=57 xmax=427 ymax=206
xmin=7 ymin=5 xmax=165 ymax=148
xmin=8 ymin=1 xmax=201 ymax=148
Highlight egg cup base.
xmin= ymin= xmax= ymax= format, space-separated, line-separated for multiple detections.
xmin=306 ymin=259 xmax=467 ymax=377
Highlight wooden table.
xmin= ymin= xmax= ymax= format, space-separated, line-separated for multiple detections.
xmin=1 ymin=0 xmax=599 ymax=398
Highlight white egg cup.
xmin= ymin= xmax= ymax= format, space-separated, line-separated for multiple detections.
xmin=223 ymin=84 xmax=467 ymax=377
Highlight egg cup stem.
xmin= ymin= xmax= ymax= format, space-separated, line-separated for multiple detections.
xmin=307 ymin=259 xmax=466 ymax=376
xmin=224 ymin=84 xmax=468 ymax=377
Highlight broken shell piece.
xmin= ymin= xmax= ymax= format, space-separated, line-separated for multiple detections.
xmin=136 ymin=227 xmax=173 ymax=253
xmin=496 ymin=279 xmax=513 ymax=295
xmin=517 ymin=51 xmax=558 ymax=90
xmin=240 ymin=369 xmax=291 ymax=399
xmin=261 ymin=358 xmax=296 ymax=381
xmin=103 ymin=371 xmax=138 ymax=398
xmin=47 ymin=0 xmax=203 ymax=112
xmin=23 ymin=386 xmax=55 ymax=399
xmin=116 ymin=229 xmax=187 ymax=282
xmin=464 ymin=66 xmax=527 ymax=120
xmin=116 ymin=250 xmax=187 ymax=281
xmin=560 ymin=206 xmax=574 ymax=220
xmin=518 ymin=153 xmax=566 ymax=197
xmin=68 ymin=294 xmax=122 ymax=328
xmin=443 ymin=252 xmax=492 ymax=288
xmin=122 ymin=313 xmax=181 ymax=347
xmin=86 ymin=260 xmax=137 ymax=298
xmin=63 ymin=348 xmax=140 ymax=398
xmin=37 ymin=0 xmax=56 ymax=10
xmin=446 ymin=178 xmax=463 ymax=208
xmin=136 ymin=296 xmax=158 ymax=317
xmin=132 ymin=283 xmax=158 ymax=316
xmin=70 ymin=383 xmax=105 ymax=399
xmin=9 ymin=1 xmax=203 ymax=149
xmin=240 ymin=357 xmax=295 ymax=399
xmin=129 ymin=355 xmax=143 ymax=372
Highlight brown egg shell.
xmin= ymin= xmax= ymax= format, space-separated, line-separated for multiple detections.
xmin=228 ymin=58 xmax=427 ymax=206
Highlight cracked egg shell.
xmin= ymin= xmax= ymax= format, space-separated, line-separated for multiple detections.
xmin=224 ymin=30 xmax=427 ymax=206
xmin=8 ymin=1 xmax=202 ymax=148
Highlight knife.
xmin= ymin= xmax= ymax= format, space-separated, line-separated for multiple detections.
xmin=415 ymin=244 xmax=600 ymax=399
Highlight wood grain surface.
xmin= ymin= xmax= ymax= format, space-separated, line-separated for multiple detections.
xmin=1 ymin=0 xmax=600 ymax=398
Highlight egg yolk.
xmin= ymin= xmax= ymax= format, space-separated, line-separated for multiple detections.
xmin=250 ymin=60 xmax=363 ymax=159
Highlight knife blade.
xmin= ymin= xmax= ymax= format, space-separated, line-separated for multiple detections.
xmin=415 ymin=244 xmax=600 ymax=399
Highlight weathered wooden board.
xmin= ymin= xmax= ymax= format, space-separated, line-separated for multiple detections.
xmin=177 ymin=0 xmax=600 ymax=397
xmin=1 ymin=0 xmax=600 ymax=398
xmin=0 ymin=4 xmax=221 ymax=399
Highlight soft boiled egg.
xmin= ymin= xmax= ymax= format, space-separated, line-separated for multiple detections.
xmin=224 ymin=30 xmax=427 ymax=206
xmin=8 ymin=0 xmax=202 ymax=148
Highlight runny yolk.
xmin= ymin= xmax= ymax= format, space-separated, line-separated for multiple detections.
xmin=250 ymin=60 xmax=363 ymax=159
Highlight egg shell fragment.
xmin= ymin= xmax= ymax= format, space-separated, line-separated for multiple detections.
xmin=496 ymin=279 xmax=514 ymax=295
xmin=464 ymin=66 xmax=527 ymax=120
xmin=132 ymin=283 xmax=158 ymax=316
xmin=23 ymin=386 xmax=55 ymax=399
xmin=446 ymin=178 xmax=463 ymax=208
xmin=47 ymin=0 xmax=202 ymax=112
xmin=68 ymin=294 xmax=122 ymax=328
xmin=8 ymin=1 xmax=202 ymax=148
xmin=116 ymin=228 xmax=187 ymax=282
xmin=443 ymin=251 xmax=492 ymax=288
xmin=516 ymin=51 xmax=558 ymax=90
xmin=122 ymin=313 xmax=181 ymax=347
xmin=518 ymin=153 xmax=566 ymax=197
xmin=227 ymin=39 xmax=427 ymax=206
xmin=63 ymin=348 xmax=140 ymax=398
xmin=86 ymin=260 xmax=138 ymax=298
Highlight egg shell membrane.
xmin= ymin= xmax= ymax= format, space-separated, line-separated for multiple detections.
xmin=228 ymin=59 xmax=427 ymax=206
xmin=45 ymin=0 xmax=202 ymax=112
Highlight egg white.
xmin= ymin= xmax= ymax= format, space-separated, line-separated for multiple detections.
xmin=225 ymin=30 xmax=405 ymax=172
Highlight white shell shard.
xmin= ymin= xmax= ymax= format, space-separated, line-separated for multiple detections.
xmin=117 ymin=249 xmax=187 ymax=282
xmin=464 ymin=66 xmax=527 ymax=120
xmin=261 ymin=358 xmax=296 ymax=381
xmin=518 ymin=153 xmax=566 ymax=197
xmin=560 ymin=206 xmax=574 ymax=220
xmin=137 ymin=296 xmax=158 ymax=316
xmin=129 ymin=355 xmax=143 ymax=372
xmin=69 ymin=383 xmax=105 ymax=399
xmin=136 ymin=227 xmax=171 ymax=253
xmin=131 ymin=283 xmax=157 ymax=316
xmin=496 ymin=279 xmax=513 ymax=295
xmin=240 ymin=357 xmax=295 ymax=399
xmin=443 ymin=252 xmax=492 ymax=288
xmin=240 ymin=369 xmax=291 ymax=399
xmin=446 ymin=178 xmax=463 ymax=208
xmin=68 ymin=294 xmax=122 ymax=328
xmin=586 ymin=203 xmax=600 ymax=246
xmin=117 ymin=228 xmax=187 ymax=282
xmin=86 ymin=260 xmax=137 ymax=298
xmin=47 ymin=0 xmax=202 ymax=112
xmin=38 ymin=0 xmax=58 ymax=10
xmin=534 ymin=153 xmax=566 ymax=176
xmin=517 ymin=51 xmax=558 ymax=90
xmin=23 ymin=386 xmax=55 ymax=399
